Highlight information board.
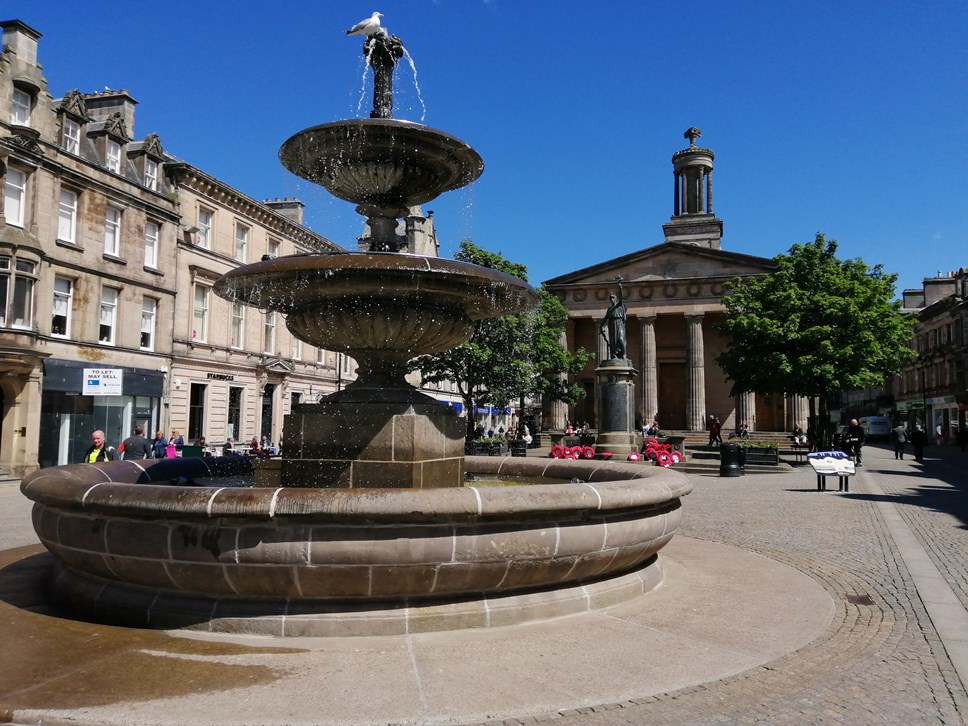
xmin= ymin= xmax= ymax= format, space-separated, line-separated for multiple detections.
xmin=83 ymin=368 xmax=123 ymax=396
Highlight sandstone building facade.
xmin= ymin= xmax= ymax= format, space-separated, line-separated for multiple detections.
xmin=545 ymin=129 xmax=812 ymax=434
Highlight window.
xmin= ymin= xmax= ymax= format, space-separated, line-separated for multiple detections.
xmin=99 ymin=286 xmax=119 ymax=344
xmin=140 ymin=297 xmax=157 ymax=350
xmin=230 ymin=302 xmax=245 ymax=348
xmin=103 ymin=206 xmax=121 ymax=256
xmin=144 ymin=158 xmax=158 ymax=190
xmin=106 ymin=139 xmax=122 ymax=174
xmin=290 ymin=337 xmax=301 ymax=361
xmin=0 ymin=256 xmax=36 ymax=329
xmin=58 ymin=189 xmax=78 ymax=244
xmin=62 ymin=118 xmax=80 ymax=154
xmin=227 ymin=386 xmax=243 ymax=442
xmin=316 ymin=347 xmax=326 ymax=364
xmin=51 ymin=277 xmax=72 ymax=337
xmin=144 ymin=220 xmax=159 ymax=268
xmin=4 ymin=167 xmax=25 ymax=228
xmin=188 ymin=383 xmax=206 ymax=441
xmin=267 ymin=238 xmax=280 ymax=259
xmin=263 ymin=311 xmax=275 ymax=353
xmin=234 ymin=224 xmax=248 ymax=262
xmin=11 ymin=88 xmax=30 ymax=125
xmin=192 ymin=284 xmax=209 ymax=342
xmin=197 ymin=207 xmax=213 ymax=249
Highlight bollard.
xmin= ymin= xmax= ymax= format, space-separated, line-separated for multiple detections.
xmin=719 ymin=442 xmax=742 ymax=477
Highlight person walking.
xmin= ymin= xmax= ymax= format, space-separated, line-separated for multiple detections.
xmin=121 ymin=425 xmax=152 ymax=460
xmin=152 ymin=430 xmax=168 ymax=458
xmin=891 ymin=422 xmax=909 ymax=460
xmin=911 ymin=424 xmax=928 ymax=462
xmin=82 ymin=430 xmax=118 ymax=463
xmin=707 ymin=416 xmax=722 ymax=447
xmin=845 ymin=418 xmax=865 ymax=465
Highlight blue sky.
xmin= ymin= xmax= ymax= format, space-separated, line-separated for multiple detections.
xmin=25 ymin=1 xmax=968 ymax=296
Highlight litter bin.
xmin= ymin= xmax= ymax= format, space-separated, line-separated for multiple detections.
xmin=719 ymin=442 xmax=743 ymax=477
xmin=510 ymin=440 xmax=527 ymax=457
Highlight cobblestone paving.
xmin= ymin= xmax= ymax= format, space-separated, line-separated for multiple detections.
xmin=484 ymin=444 xmax=967 ymax=726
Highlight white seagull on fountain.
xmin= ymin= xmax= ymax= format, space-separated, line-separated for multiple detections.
xmin=345 ymin=12 xmax=384 ymax=36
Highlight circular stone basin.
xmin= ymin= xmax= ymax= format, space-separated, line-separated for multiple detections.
xmin=21 ymin=456 xmax=691 ymax=637
xmin=213 ymin=252 xmax=539 ymax=360
xmin=279 ymin=119 xmax=484 ymax=211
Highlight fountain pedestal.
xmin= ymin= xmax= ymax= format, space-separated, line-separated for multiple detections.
xmin=269 ymin=399 xmax=464 ymax=488
xmin=595 ymin=359 xmax=639 ymax=455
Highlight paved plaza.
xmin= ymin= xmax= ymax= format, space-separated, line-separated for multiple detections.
xmin=0 ymin=442 xmax=965 ymax=725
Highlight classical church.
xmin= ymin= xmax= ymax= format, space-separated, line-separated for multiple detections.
xmin=544 ymin=128 xmax=810 ymax=434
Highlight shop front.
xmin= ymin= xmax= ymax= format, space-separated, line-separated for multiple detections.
xmin=38 ymin=360 xmax=164 ymax=468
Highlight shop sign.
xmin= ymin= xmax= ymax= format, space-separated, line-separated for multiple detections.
xmin=83 ymin=368 xmax=123 ymax=396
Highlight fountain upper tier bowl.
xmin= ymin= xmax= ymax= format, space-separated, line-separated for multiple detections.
xmin=279 ymin=119 xmax=484 ymax=216
xmin=214 ymin=252 xmax=538 ymax=364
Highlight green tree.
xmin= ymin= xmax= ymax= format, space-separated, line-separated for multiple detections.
xmin=412 ymin=240 xmax=591 ymax=437
xmin=716 ymin=233 xmax=915 ymax=446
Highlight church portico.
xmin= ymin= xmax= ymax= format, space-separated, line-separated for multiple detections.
xmin=545 ymin=129 xmax=808 ymax=436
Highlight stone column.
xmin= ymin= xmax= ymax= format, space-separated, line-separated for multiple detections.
xmin=697 ymin=169 xmax=704 ymax=213
xmin=686 ymin=313 xmax=706 ymax=431
xmin=673 ymin=171 xmax=680 ymax=216
xmin=787 ymin=394 xmax=808 ymax=432
xmin=736 ymin=391 xmax=755 ymax=431
xmin=706 ymin=168 xmax=714 ymax=214
xmin=639 ymin=315 xmax=658 ymax=426
xmin=549 ymin=327 xmax=570 ymax=429
xmin=596 ymin=317 xmax=609 ymax=364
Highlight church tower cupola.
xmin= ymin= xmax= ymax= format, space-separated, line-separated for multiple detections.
xmin=662 ymin=127 xmax=724 ymax=249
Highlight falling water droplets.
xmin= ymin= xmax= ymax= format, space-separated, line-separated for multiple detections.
xmin=401 ymin=48 xmax=427 ymax=122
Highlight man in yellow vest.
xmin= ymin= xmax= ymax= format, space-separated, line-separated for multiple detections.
xmin=83 ymin=430 xmax=118 ymax=463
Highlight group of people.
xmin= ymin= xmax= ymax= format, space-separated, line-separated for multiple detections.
xmin=82 ymin=427 xmax=277 ymax=462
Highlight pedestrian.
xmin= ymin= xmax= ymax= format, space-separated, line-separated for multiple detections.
xmin=707 ymin=415 xmax=722 ymax=447
xmin=911 ymin=424 xmax=927 ymax=462
xmin=121 ymin=424 xmax=152 ymax=460
xmin=152 ymin=430 xmax=168 ymax=458
xmin=935 ymin=423 xmax=944 ymax=447
xmin=958 ymin=426 xmax=968 ymax=453
xmin=82 ymin=430 xmax=118 ymax=463
xmin=891 ymin=422 xmax=908 ymax=460
xmin=845 ymin=418 xmax=864 ymax=465
xmin=169 ymin=430 xmax=184 ymax=449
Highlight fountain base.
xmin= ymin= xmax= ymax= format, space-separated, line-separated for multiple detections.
xmin=275 ymin=398 xmax=465 ymax=488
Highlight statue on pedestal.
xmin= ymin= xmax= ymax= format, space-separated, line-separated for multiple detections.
xmin=599 ymin=278 xmax=628 ymax=361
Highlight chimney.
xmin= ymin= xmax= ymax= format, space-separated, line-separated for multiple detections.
xmin=263 ymin=197 xmax=304 ymax=225
xmin=1 ymin=20 xmax=41 ymax=65
xmin=84 ymin=90 xmax=138 ymax=138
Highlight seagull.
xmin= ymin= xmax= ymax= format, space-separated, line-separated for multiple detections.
xmin=345 ymin=12 xmax=383 ymax=36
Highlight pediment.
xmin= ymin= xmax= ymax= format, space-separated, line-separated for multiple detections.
xmin=259 ymin=357 xmax=295 ymax=374
xmin=544 ymin=241 xmax=775 ymax=287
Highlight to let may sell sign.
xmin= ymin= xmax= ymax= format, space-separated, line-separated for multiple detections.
xmin=83 ymin=368 xmax=123 ymax=396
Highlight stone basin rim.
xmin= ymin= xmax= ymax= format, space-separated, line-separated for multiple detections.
xmin=21 ymin=457 xmax=692 ymax=523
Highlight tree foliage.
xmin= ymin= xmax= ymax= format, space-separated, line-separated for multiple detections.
xmin=412 ymin=240 xmax=591 ymax=435
xmin=716 ymin=233 xmax=915 ymax=439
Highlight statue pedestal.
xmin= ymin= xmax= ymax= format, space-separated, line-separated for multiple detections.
xmin=274 ymin=396 xmax=465 ymax=488
xmin=595 ymin=359 xmax=638 ymax=455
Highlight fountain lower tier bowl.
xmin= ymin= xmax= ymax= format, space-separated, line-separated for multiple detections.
xmin=21 ymin=456 xmax=691 ymax=637
xmin=214 ymin=253 xmax=539 ymax=364
xmin=279 ymin=118 xmax=483 ymax=214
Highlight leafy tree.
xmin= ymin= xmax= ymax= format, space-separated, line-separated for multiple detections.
xmin=716 ymin=233 xmax=915 ymax=446
xmin=412 ymin=240 xmax=591 ymax=437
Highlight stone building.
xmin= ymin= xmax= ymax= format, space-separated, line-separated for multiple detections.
xmin=544 ymin=128 xmax=811 ymax=434
xmin=892 ymin=269 xmax=968 ymax=438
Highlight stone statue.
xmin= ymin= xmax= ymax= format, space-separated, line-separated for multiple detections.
xmin=599 ymin=279 xmax=628 ymax=360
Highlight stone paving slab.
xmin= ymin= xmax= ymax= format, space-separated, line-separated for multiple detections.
xmin=1 ymin=441 xmax=966 ymax=724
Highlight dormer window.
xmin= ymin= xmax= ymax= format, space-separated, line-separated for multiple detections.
xmin=11 ymin=88 xmax=31 ymax=125
xmin=106 ymin=139 xmax=122 ymax=173
xmin=144 ymin=158 xmax=158 ymax=190
xmin=62 ymin=117 xmax=81 ymax=154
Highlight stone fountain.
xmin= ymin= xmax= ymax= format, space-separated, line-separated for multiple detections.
xmin=19 ymin=23 xmax=691 ymax=636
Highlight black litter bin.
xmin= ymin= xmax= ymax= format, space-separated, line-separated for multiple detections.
xmin=510 ymin=440 xmax=527 ymax=457
xmin=719 ymin=442 xmax=743 ymax=477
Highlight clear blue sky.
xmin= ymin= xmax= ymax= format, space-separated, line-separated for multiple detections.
xmin=26 ymin=1 xmax=968 ymax=296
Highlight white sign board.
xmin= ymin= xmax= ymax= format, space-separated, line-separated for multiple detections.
xmin=807 ymin=451 xmax=856 ymax=476
xmin=83 ymin=368 xmax=123 ymax=396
